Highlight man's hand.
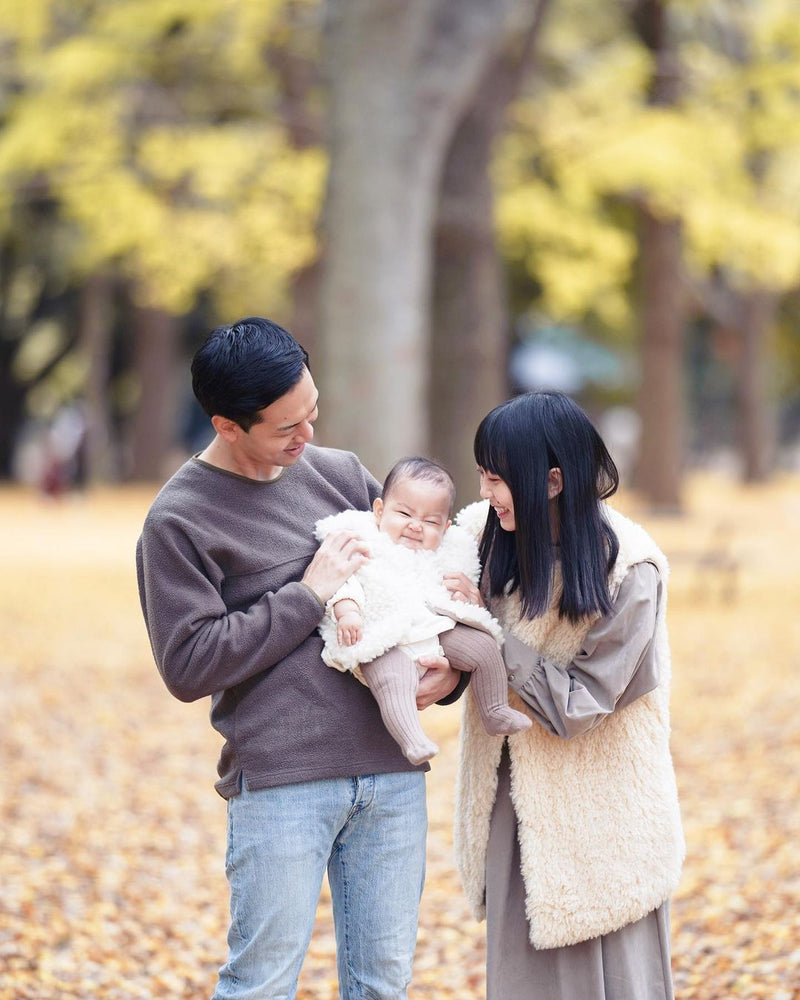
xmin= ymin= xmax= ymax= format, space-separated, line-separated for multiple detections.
xmin=302 ymin=531 xmax=370 ymax=604
xmin=415 ymin=654 xmax=460 ymax=709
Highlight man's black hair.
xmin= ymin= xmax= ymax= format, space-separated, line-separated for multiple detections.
xmin=191 ymin=316 xmax=309 ymax=430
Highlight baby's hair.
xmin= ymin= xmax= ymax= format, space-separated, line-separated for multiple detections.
xmin=382 ymin=457 xmax=456 ymax=516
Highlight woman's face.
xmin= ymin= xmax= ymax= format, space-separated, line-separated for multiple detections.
xmin=478 ymin=468 xmax=515 ymax=531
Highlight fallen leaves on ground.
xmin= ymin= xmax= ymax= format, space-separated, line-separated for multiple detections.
xmin=1 ymin=475 xmax=799 ymax=999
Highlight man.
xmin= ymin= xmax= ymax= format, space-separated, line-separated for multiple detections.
xmin=136 ymin=317 xmax=462 ymax=1000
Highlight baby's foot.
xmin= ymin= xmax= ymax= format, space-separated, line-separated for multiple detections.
xmin=404 ymin=738 xmax=440 ymax=765
xmin=481 ymin=707 xmax=532 ymax=737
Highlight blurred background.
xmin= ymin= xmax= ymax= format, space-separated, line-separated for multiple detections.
xmin=3 ymin=4 xmax=800 ymax=998
xmin=1 ymin=0 xmax=798 ymax=508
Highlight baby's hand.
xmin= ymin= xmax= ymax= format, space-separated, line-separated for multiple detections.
xmin=337 ymin=609 xmax=364 ymax=646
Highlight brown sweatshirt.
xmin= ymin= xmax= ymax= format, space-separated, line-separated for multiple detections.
xmin=136 ymin=444 xmax=428 ymax=798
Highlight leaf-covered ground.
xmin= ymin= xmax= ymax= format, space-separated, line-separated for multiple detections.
xmin=2 ymin=476 xmax=799 ymax=999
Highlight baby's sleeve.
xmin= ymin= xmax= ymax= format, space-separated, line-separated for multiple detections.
xmin=326 ymin=575 xmax=366 ymax=617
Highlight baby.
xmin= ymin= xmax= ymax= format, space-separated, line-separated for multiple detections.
xmin=315 ymin=457 xmax=531 ymax=764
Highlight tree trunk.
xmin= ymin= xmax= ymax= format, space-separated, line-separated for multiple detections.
xmin=288 ymin=254 xmax=323 ymax=364
xmin=127 ymin=305 xmax=182 ymax=481
xmin=79 ymin=274 xmax=116 ymax=482
xmin=319 ymin=0 xmax=530 ymax=480
xmin=430 ymin=5 xmax=549 ymax=508
xmin=430 ymin=111 xmax=507 ymax=507
xmin=737 ymin=289 xmax=778 ymax=482
xmin=628 ymin=0 xmax=686 ymax=510
xmin=634 ymin=210 xmax=686 ymax=510
xmin=0 ymin=240 xmax=27 ymax=480
xmin=269 ymin=2 xmax=326 ymax=361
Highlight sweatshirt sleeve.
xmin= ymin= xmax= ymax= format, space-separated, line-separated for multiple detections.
xmin=504 ymin=562 xmax=662 ymax=739
xmin=136 ymin=515 xmax=326 ymax=703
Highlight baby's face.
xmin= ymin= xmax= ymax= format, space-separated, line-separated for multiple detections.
xmin=373 ymin=478 xmax=452 ymax=551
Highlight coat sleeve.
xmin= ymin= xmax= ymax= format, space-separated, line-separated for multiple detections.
xmin=504 ymin=562 xmax=662 ymax=739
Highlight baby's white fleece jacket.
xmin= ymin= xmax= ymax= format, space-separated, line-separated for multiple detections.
xmin=314 ymin=508 xmax=503 ymax=676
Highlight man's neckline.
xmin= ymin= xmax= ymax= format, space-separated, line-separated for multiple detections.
xmin=192 ymin=455 xmax=288 ymax=484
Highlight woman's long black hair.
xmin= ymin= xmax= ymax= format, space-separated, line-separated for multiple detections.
xmin=475 ymin=391 xmax=620 ymax=622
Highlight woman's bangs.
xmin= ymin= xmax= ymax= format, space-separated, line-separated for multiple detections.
xmin=474 ymin=413 xmax=509 ymax=479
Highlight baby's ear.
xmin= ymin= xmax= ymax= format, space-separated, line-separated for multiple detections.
xmin=443 ymin=519 xmax=452 ymax=533
xmin=372 ymin=497 xmax=384 ymax=524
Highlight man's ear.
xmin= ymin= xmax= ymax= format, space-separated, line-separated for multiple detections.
xmin=211 ymin=414 xmax=241 ymax=443
xmin=372 ymin=497 xmax=384 ymax=525
xmin=547 ymin=467 xmax=563 ymax=500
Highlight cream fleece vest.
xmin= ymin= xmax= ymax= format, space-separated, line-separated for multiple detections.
xmin=454 ymin=502 xmax=684 ymax=950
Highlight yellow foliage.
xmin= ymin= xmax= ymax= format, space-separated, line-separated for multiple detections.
xmin=496 ymin=172 xmax=635 ymax=328
xmin=0 ymin=0 xmax=326 ymax=317
xmin=38 ymin=35 xmax=135 ymax=93
xmin=26 ymin=351 xmax=90 ymax=419
xmin=0 ymin=0 xmax=51 ymax=49
xmin=11 ymin=320 xmax=65 ymax=383
xmin=496 ymin=0 xmax=800 ymax=323
xmin=0 ymin=93 xmax=125 ymax=176
xmin=686 ymin=198 xmax=800 ymax=290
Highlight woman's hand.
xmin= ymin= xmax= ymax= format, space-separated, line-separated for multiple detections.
xmin=443 ymin=572 xmax=485 ymax=607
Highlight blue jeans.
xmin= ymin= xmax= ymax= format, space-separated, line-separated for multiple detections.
xmin=212 ymin=771 xmax=428 ymax=1000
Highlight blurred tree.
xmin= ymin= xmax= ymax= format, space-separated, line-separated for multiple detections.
xmin=687 ymin=1 xmax=800 ymax=480
xmin=318 ymin=0 xmax=539 ymax=479
xmin=625 ymin=0 xmax=687 ymax=511
xmin=430 ymin=1 xmax=552 ymax=507
xmin=2 ymin=0 xmax=798 ymax=489
xmin=493 ymin=0 xmax=800 ymax=502
xmin=78 ymin=273 xmax=116 ymax=481
xmin=267 ymin=1 xmax=327 ymax=361
xmin=0 ymin=0 xmax=325 ymax=479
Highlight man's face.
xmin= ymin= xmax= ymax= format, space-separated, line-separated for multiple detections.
xmin=233 ymin=367 xmax=319 ymax=478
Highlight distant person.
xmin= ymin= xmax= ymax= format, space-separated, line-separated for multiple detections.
xmin=447 ymin=391 xmax=684 ymax=1000
xmin=39 ymin=403 xmax=88 ymax=498
xmin=136 ymin=317 xmax=464 ymax=1000
xmin=316 ymin=456 xmax=531 ymax=765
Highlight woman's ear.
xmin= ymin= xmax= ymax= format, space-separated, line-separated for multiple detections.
xmin=547 ymin=467 xmax=563 ymax=500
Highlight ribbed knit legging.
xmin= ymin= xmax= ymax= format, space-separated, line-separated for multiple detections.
xmin=360 ymin=623 xmax=530 ymax=765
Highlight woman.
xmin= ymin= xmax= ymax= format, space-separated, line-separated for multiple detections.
xmin=448 ymin=391 xmax=684 ymax=1000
